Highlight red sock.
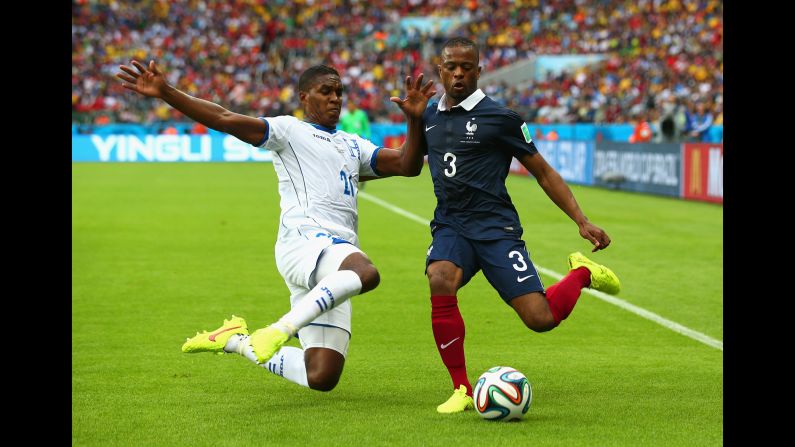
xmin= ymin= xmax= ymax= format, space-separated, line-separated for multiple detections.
xmin=431 ymin=295 xmax=472 ymax=396
xmin=545 ymin=267 xmax=591 ymax=325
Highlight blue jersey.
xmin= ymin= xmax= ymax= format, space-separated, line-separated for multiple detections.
xmin=422 ymin=89 xmax=538 ymax=240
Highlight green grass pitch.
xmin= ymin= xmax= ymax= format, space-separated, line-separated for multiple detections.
xmin=72 ymin=163 xmax=722 ymax=446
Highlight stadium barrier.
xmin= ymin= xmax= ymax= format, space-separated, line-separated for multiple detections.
xmin=72 ymin=122 xmax=724 ymax=145
xmin=593 ymin=142 xmax=681 ymax=197
xmin=72 ymin=134 xmax=272 ymax=162
xmin=510 ymin=141 xmax=722 ymax=204
xmin=535 ymin=140 xmax=594 ymax=185
xmin=681 ymin=143 xmax=723 ymax=204
xmin=72 ymin=131 xmax=722 ymax=204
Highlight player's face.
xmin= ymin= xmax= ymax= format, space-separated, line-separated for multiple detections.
xmin=438 ymin=46 xmax=481 ymax=106
xmin=301 ymin=75 xmax=344 ymax=128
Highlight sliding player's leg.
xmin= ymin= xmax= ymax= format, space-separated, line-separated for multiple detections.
xmin=250 ymin=236 xmax=379 ymax=364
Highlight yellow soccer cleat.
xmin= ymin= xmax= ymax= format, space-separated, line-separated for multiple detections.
xmin=181 ymin=315 xmax=249 ymax=353
xmin=437 ymin=385 xmax=474 ymax=414
xmin=249 ymin=325 xmax=291 ymax=364
xmin=568 ymin=252 xmax=621 ymax=295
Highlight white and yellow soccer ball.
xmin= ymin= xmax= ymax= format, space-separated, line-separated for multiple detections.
xmin=473 ymin=366 xmax=532 ymax=421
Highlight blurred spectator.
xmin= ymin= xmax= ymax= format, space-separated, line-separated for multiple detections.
xmin=190 ymin=122 xmax=209 ymax=135
xmin=686 ymin=102 xmax=714 ymax=142
xmin=162 ymin=125 xmax=179 ymax=135
xmin=672 ymin=99 xmax=691 ymax=140
xmin=72 ymin=0 xmax=722 ymax=134
xmin=628 ymin=112 xmax=652 ymax=143
xmin=654 ymin=108 xmax=677 ymax=143
xmin=339 ymin=100 xmax=372 ymax=139
xmin=94 ymin=114 xmax=111 ymax=125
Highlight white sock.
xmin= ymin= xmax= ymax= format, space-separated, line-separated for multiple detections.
xmin=276 ymin=270 xmax=362 ymax=335
xmin=224 ymin=335 xmax=308 ymax=387
xmin=261 ymin=346 xmax=308 ymax=387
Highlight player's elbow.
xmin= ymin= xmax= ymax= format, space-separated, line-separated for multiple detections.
xmin=405 ymin=166 xmax=423 ymax=177
xmin=402 ymin=162 xmax=423 ymax=177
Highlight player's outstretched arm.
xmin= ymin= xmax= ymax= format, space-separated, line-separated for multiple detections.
xmin=116 ymin=59 xmax=266 ymax=146
xmin=518 ymin=152 xmax=611 ymax=252
xmin=372 ymin=73 xmax=436 ymax=177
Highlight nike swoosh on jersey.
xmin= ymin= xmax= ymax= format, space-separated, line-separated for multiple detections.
xmin=440 ymin=337 xmax=460 ymax=349
xmin=517 ymin=275 xmax=535 ymax=282
xmin=425 ymin=124 xmax=438 ymax=132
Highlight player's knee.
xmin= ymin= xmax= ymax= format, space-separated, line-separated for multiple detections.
xmin=427 ymin=269 xmax=456 ymax=295
xmin=307 ymin=369 xmax=342 ymax=392
xmin=355 ymin=264 xmax=379 ymax=293
xmin=340 ymin=254 xmax=380 ymax=293
xmin=520 ymin=312 xmax=558 ymax=333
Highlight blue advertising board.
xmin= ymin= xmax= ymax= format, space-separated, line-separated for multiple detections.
xmin=72 ymin=134 xmax=272 ymax=162
xmin=533 ymin=140 xmax=594 ymax=185
xmin=593 ymin=142 xmax=681 ymax=197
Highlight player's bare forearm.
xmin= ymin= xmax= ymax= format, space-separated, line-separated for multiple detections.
xmin=376 ymin=73 xmax=435 ymax=176
xmin=160 ymin=86 xmax=265 ymax=145
xmin=117 ymin=60 xmax=265 ymax=145
xmin=521 ymin=151 xmax=591 ymax=225
xmin=398 ymin=116 xmax=426 ymax=176
xmin=536 ymin=170 xmax=588 ymax=226
xmin=372 ymin=117 xmax=426 ymax=177
xmin=159 ymin=86 xmax=227 ymax=128
xmin=535 ymin=168 xmax=611 ymax=251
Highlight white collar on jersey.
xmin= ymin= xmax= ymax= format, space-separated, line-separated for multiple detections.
xmin=437 ymin=88 xmax=486 ymax=111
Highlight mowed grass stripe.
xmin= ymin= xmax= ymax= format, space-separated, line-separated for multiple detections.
xmin=359 ymin=190 xmax=723 ymax=351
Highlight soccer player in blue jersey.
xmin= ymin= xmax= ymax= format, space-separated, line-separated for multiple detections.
xmin=420 ymin=38 xmax=621 ymax=413
xmin=116 ymin=60 xmax=435 ymax=391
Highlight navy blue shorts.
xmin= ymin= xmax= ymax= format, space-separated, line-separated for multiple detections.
xmin=425 ymin=226 xmax=545 ymax=303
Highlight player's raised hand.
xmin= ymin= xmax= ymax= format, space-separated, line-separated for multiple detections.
xmin=116 ymin=60 xmax=168 ymax=98
xmin=579 ymin=222 xmax=611 ymax=252
xmin=390 ymin=73 xmax=436 ymax=119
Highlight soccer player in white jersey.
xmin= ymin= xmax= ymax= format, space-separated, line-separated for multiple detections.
xmin=116 ymin=60 xmax=435 ymax=391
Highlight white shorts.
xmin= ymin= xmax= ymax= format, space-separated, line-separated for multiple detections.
xmin=296 ymin=324 xmax=351 ymax=357
xmin=275 ymin=226 xmax=363 ymax=354
xmin=275 ymin=226 xmax=361 ymax=289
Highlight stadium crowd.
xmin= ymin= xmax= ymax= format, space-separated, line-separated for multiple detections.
xmin=72 ymin=0 xmax=722 ymax=141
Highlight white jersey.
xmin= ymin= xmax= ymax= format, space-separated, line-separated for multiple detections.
xmin=258 ymin=115 xmax=382 ymax=247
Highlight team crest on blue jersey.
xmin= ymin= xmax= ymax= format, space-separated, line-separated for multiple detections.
xmin=462 ymin=118 xmax=479 ymax=143
xmin=465 ymin=119 xmax=478 ymax=135
xmin=343 ymin=138 xmax=361 ymax=159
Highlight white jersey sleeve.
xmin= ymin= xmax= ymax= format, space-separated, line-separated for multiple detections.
xmin=257 ymin=115 xmax=297 ymax=152
xmin=348 ymin=134 xmax=382 ymax=178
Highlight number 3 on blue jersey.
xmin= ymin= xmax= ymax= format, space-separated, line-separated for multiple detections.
xmin=444 ymin=152 xmax=457 ymax=177
xmin=340 ymin=170 xmax=355 ymax=196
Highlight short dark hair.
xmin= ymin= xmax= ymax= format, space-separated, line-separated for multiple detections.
xmin=441 ymin=37 xmax=479 ymax=62
xmin=298 ymin=65 xmax=340 ymax=92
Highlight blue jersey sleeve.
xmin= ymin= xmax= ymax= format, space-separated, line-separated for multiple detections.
xmin=499 ymin=110 xmax=538 ymax=158
xmin=421 ymin=101 xmax=440 ymax=155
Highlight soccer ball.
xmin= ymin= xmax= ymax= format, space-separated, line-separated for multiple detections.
xmin=473 ymin=366 xmax=532 ymax=421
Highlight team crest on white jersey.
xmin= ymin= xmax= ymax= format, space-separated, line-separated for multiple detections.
xmin=343 ymin=138 xmax=361 ymax=159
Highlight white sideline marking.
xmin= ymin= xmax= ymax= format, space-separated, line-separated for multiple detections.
xmin=359 ymin=191 xmax=724 ymax=352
